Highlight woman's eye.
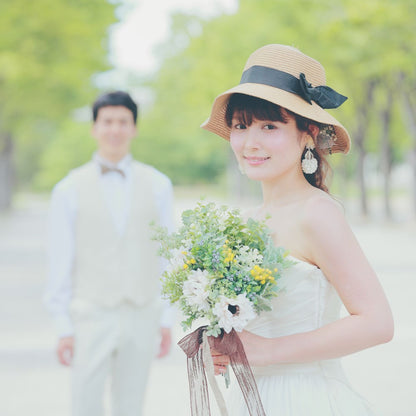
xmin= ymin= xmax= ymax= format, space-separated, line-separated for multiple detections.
xmin=233 ymin=123 xmax=246 ymax=130
xmin=264 ymin=123 xmax=277 ymax=130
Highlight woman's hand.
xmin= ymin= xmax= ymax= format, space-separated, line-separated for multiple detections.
xmin=210 ymin=346 xmax=230 ymax=375
xmin=208 ymin=330 xmax=271 ymax=374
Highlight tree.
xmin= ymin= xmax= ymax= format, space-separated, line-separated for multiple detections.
xmin=324 ymin=0 xmax=415 ymax=218
xmin=401 ymin=83 xmax=416 ymax=216
xmin=0 ymin=0 xmax=116 ymax=208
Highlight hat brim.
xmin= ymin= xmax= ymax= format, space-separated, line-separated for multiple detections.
xmin=201 ymin=83 xmax=350 ymax=154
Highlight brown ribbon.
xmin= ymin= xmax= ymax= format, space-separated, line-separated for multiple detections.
xmin=178 ymin=326 xmax=266 ymax=416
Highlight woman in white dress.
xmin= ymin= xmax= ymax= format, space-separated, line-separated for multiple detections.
xmin=202 ymin=44 xmax=394 ymax=415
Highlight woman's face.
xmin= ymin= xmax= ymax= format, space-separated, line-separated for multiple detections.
xmin=229 ymin=109 xmax=306 ymax=182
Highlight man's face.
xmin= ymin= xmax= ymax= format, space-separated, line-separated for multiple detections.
xmin=92 ymin=105 xmax=137 ymax=162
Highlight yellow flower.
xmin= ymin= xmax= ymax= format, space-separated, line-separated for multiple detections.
xmin=183 ymin=264 xmax=188 ymax=269
xmin=223 ymin=247 xmax=235 ymax=264
xmin=250 ymin=264 xmax=276 ymax=285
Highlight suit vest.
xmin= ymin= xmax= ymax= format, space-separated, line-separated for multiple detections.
xmin=71 ymin=161 xmax=161 ymax=307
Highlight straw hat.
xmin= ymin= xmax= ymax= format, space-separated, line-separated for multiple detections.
xmin=201 ymin=44 xmax=351 ymax=154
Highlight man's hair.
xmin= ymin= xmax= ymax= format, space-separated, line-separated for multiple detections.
xmin=92 ymin=91 xmax=138 ymax=124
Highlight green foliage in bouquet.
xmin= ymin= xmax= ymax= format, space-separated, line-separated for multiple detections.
xmin=153 ymin=201 xmax=294 ymax=337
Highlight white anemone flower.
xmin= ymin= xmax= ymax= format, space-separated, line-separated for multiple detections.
xmin=182 ymin=269 xmax=211 ymax=311
xmin=212 ymin=294 xmax=256 ymax=333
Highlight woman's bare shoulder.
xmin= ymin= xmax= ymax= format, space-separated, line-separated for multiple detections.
xmin=302 ymin=190 xmax=345 ymax=223
xmin=296 ymin=191 xmax=354 ymax=269
xmin=299 ymin=191 xmax=351 ymax=253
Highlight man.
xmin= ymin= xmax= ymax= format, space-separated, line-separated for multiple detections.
xmin=44 ymin=91 xmax=174 ymax=416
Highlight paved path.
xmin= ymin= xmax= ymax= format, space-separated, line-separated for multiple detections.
xmin=0 ymin=195 xmax=415 ymax=415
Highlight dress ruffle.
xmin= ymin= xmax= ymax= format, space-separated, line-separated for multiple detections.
xmin=227 ymin=369 xmax=374 ymax=416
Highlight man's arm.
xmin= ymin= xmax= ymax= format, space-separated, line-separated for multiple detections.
xmin=43 ymin=179 xmax=76 ymax=365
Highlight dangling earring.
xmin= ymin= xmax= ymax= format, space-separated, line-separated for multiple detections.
xmin=302 ymin=136 xmax=318 ymax=174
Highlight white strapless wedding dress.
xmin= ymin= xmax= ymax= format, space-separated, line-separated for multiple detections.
xmin=227 ymin=257 xmax=374 ymax=416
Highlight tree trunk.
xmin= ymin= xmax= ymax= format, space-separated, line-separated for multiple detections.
xmin=354 ymin=81 xmax=376 ymax=218
xmin=356 ymin=136 xmax=367 ymax=216
xmin=402 ymin=89 xmax=416 ymax=217
xmin=336 ymin=156 xmax=348 ymax=201
xmin=0 ymin=132 xmax=14 ymax=211
xmin=380 ymin=90 xmax=394 ymax=220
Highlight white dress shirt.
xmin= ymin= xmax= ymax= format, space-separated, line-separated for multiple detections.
xmin=44 ymin=154 xmax=175 ymax=337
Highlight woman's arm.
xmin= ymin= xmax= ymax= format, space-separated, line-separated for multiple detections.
xmin=238 ymin=196 xmax=394 ymax=367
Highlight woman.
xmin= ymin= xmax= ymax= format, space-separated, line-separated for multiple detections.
xmin=202 ymin=44 xmax=394 ymax=415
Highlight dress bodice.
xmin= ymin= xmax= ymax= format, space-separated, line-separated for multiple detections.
xmin=246 ymin=257 xmax=343 ymax=377
xmin=246 ymin=256 xmax=342 ymax=339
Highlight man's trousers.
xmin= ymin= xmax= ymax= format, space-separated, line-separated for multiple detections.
xmin=71 ymin=300 xmax=160 ymax=416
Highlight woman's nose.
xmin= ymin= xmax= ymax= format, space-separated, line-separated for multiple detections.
xmin=244 ymin=126 xmax=260 ymax=149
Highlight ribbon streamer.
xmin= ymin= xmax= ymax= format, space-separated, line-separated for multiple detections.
xmin=201 ymin=331 xmax=229 ymax=416
xmin=178 ymin=326 xmax=266 ymax=416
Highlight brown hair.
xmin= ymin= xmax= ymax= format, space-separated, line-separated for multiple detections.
xmin=225 ymin=93 xmax=331 ymax=193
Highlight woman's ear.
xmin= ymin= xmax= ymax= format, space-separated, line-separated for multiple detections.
xmin=308 ymin=124 xmax=320 ymax=138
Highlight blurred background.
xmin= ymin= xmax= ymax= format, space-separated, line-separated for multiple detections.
xmin=0 ymin=0 xmax=415 ymax=415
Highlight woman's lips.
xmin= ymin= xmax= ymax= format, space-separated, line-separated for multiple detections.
xmin=244 ymin=156 xmax=270 ymax=166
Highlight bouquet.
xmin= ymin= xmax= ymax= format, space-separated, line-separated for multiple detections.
xmin=153 ymin=201 xmax=293 ymax=416
xmin=154 ymin=201 xmax=292 ymax=335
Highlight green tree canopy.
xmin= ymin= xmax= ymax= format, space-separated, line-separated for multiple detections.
xmin=0 ymin=0 xmax=117 ymax=201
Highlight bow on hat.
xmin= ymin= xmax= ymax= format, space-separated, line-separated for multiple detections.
xmin=239 ymin=65 xmax=347 ymax=110
xmin=299 ymin=73 xmax=347 ymax=109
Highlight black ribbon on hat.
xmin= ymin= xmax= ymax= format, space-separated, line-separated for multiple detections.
xmin=239 ymin=65 xmax=347 ymax=109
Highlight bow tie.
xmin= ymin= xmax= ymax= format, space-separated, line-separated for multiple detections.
xmin=100 ymin=164 xmax=126 ymax=178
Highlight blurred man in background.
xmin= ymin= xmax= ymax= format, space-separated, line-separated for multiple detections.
xmin=44 ymin=91 xmax=174 ymax=416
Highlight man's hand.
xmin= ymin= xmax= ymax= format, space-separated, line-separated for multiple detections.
xmin=57 ymin=336 xmax=74 ymax=366
xmin=157 ymin=327 xmax=172 ymax=358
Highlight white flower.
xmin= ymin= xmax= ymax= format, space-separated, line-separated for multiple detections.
xmin=182 ymin=269 xmax=211 ymax=311
xmin=212 ymin=294 xmax=256 ymax=333
xmin=236 ymin=246 xmax=264 ymax=272
xmin=216 ymin=208 xmax=230 ymax=231
xmin=165 ymin=248 xmax=186 ymax=274
xmin=181 ymin=239 xmax=192 ymax=249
